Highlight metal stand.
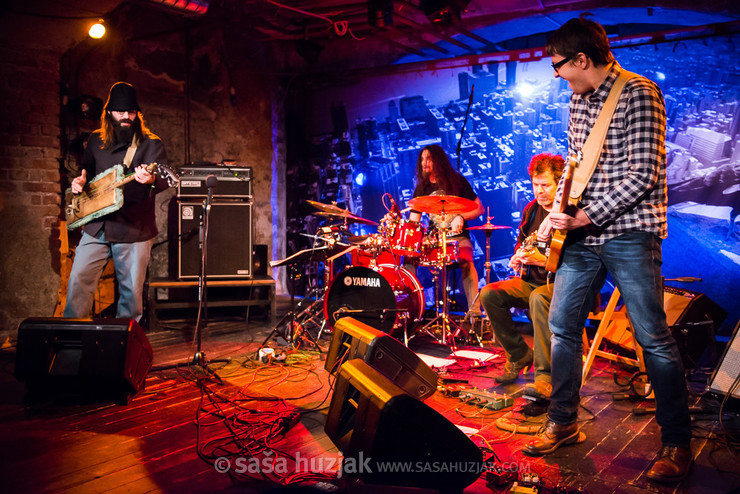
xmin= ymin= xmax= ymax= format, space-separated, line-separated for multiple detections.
xmin=420 ymin=225 xmax=462 ymax=348
xmin=258 ymin=264 xmax=322 ymax=354
xmin=152 ymin=178 xmax=229 ymax=379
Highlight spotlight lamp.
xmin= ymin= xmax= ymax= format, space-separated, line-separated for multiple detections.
xmin=89 ymin=19 xmax=106 ymax=39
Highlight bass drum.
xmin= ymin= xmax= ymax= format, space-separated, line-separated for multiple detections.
xmin=324 ymin=265 xmax=424 ymax=336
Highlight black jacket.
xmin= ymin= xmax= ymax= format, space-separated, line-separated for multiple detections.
xmin=81 ymin=131 xmax=169 ymax=242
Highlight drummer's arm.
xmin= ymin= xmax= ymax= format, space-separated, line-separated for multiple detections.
xmin=460 ymin=197 xmax=484 ymax=221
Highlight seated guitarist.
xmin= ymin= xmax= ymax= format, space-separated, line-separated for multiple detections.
xmin=480 ymin=153 xmax=564 ymax=402
xmin=64 ymin=82 xmax=169 ymax=322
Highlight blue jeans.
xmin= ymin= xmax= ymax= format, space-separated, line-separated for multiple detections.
xmin=548 ymin=231 xmax=690 ymax=447
xmin=64 ymin=231 xmax=153 ymax=321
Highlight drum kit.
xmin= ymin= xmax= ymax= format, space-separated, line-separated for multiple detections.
xmin=268 ymin=196 xmax=510 ymax=349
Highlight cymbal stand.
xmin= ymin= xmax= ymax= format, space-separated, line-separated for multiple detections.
xmin=462 ymin=207 xmax=495 ymax=347
xmin=259 ymin=263 xmax=322 ymax=354
xmin=420 ymin=222 xmax=461 ymax=348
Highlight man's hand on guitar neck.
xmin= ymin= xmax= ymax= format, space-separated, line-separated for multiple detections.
xmin=71 ymin=169 xmax=87 ymax=194
xmin=537 ymin=208 xmax=593 ymax=240
xmin=134 ymin=164 xmax=155 ymax=185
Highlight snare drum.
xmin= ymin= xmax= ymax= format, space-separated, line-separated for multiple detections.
xmin=389 ymin=220 xmax=424 ymax=258
xmin=324 ymin=264 xmax=424 ymax=336
xmin=419 ymin=236 xmax=459 ymax=267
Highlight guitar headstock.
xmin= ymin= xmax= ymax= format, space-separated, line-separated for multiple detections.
xmin=151 ymin=163 xmax=180 ymax=187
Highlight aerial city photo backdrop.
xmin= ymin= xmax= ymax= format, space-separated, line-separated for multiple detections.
xmin=286 ymin=32 xmax=740 ymax=335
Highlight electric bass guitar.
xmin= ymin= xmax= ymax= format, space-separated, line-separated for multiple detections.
xmin=64 ymin=163 xmax=178 ymax=230
xmin=544 ymin=155 xmax=578 ymax=273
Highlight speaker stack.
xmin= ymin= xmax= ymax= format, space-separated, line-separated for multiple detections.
xmin=176 ymin=165 xmax=253 ymax=279
xmin=323 ymin=318 xmax=482 ymax=491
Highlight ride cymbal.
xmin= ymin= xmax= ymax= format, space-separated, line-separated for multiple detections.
xmin=408 ymin=194 xmax=478 ymax=215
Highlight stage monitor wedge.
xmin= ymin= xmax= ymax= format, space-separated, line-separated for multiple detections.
xmin=14 ymin=318 xmax=153 ymax=404
xmin=708 ymin=319 xmax=740 ymax=399
xmin=325 ymin=317 xmax=437 ymax=400
xmin=325 ymin=359 xmax=482 ymax=491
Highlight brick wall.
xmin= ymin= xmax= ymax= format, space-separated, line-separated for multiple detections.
xmin=0 ymin=46 xmax=65 ymax=341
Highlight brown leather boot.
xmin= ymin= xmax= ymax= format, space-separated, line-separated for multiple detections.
xmin=522 ymin=419 xmax=581 ymax=456
xmin=524 ymin=380 xmax=552 ymax=401
xmin=493 ymin=347 xmax=533 ymax=384
xmin=646 ymin=446 xmax=693 ymax=483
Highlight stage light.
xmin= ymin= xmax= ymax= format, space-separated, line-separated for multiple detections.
xmin=89 ymin=19 xmax=106 ymax=39
xmin=515 ymin=81 xmax=535 ymax=98
xmin=655 ymin=71 xmax=666 ymax=81
xmin=354 ymin=171 xmax=366 ymax=186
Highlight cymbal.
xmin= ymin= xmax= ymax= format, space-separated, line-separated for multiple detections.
xmin=315 ymin=211 xmax=378 ymax=226
xmin=306 ymin=199 xmax=349 ymax=215
xmin=408 ymin=194 xmax=478 ymax=215
xmin=467 ymin=223 xmax=512 ymax=232
xmin=346 ymin=234 xmax=384 ymax=245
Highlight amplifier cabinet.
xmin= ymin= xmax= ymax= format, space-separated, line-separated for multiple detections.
xmin=178 ymin=201 xmax=253 ymax=279
xmin=178 ymin=166 xmax=252 ymax=198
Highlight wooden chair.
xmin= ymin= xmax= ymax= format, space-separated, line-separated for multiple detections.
xmin=581 ymin=286 xmax=647 ymax=386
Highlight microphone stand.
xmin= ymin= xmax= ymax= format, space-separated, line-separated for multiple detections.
xmin=456 ymin=84 xmax=474 ymax=171
xmin=191 ymin=174 xmax=228 ymax=381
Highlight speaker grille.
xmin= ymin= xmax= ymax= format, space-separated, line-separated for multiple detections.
xmin=178 ymin=201 xmax=253 ymax=279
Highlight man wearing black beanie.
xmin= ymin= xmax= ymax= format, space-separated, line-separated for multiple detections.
xmin=64 ymin=81 xmax=169 ymax=322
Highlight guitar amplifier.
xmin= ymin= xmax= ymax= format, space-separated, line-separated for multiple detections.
xmin=178 ymin=201 xmax=253 ymax=279
xmin=663 ymin=286 xmax=726 ymax=329
xmin=177 ymin=166 xmax=252 ymax=198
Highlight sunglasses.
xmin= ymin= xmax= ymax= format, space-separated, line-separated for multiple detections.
xmin=551 ymin=56 xmax=573 ymax=71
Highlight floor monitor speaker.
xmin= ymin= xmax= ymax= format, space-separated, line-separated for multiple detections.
xmin=14 ymin=318 xmax=153 ymax=404
xmin=325 ymin=359 xmax=482 ymax=491
xmin=325 ymin=317 xmax=437 ymax=400
xmin=708 ymin=319 xmax=740 ymax=399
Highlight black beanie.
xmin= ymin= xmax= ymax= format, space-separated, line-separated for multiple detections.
xmin=105 ymin=82 xmax=140 ymax=111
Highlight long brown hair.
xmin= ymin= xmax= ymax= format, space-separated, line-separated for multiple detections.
xmin=95 ymin=110 xmax=157 ymax=149
xmin=415 ymin=144 xmax=465 ymax=195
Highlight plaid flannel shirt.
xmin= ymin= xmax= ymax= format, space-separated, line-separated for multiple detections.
xmin=567 ymin=62 xmax=668 ymax=246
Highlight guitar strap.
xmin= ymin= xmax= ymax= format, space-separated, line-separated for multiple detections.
xmin=122 ymin=136 xmax=139 ymax=170
xmin=569 ymin=68 xmax=637 ymax=201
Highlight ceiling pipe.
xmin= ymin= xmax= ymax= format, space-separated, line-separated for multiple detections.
xmin=150 ymin=0 xmax=208 ymax=16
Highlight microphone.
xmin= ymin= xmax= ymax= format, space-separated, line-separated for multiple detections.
xmin=205 ymin=174 xmax=217 ymax=210
xmin=390 ymin=195 xmax=400 ymax=214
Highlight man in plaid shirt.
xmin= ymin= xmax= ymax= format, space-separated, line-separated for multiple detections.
xmin=522 ymin=15 xmax=692 ymax=483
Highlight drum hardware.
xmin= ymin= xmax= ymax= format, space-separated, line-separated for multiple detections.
xmin=462 ymin=210 xmax=512 ymax=346
xmin=265 ymin=236 xmax=357 ymax=352
xmin=307 ymin=199 xmax=379 ymax=226
xmin=466 ymin=210 xmax=512 ymax=285
xmin=408 ymin=195 xmax=476 ymax=348
xmin=259 ymin=262 xmax=323 ymax=354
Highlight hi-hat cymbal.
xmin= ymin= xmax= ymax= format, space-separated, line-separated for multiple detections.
xmin=467 ymin=223 xmax=512 ymax=232
xmin=315 ymin=211 xmax=378 ymax=226
xmin=408 ymin=194 xmax=478 ymax=215
xmin=346 ymin=234 xmax=384 ymax=245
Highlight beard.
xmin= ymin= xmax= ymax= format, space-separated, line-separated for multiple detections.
xmin=113 ymin=119 xmax=135 ymax=144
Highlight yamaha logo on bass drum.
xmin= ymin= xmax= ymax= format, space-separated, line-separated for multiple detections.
xmin=343 ymin=276 xmax=382 ymax=288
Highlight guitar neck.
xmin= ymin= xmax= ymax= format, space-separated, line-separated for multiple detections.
xmin=108 ymin=164 xmax=155 ymax=189
xmin=553 ymin=156 xmax=577 ymax=213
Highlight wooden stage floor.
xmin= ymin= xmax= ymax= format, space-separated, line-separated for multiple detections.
xmin=1 ymin=297 xmax=739 ymax=494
